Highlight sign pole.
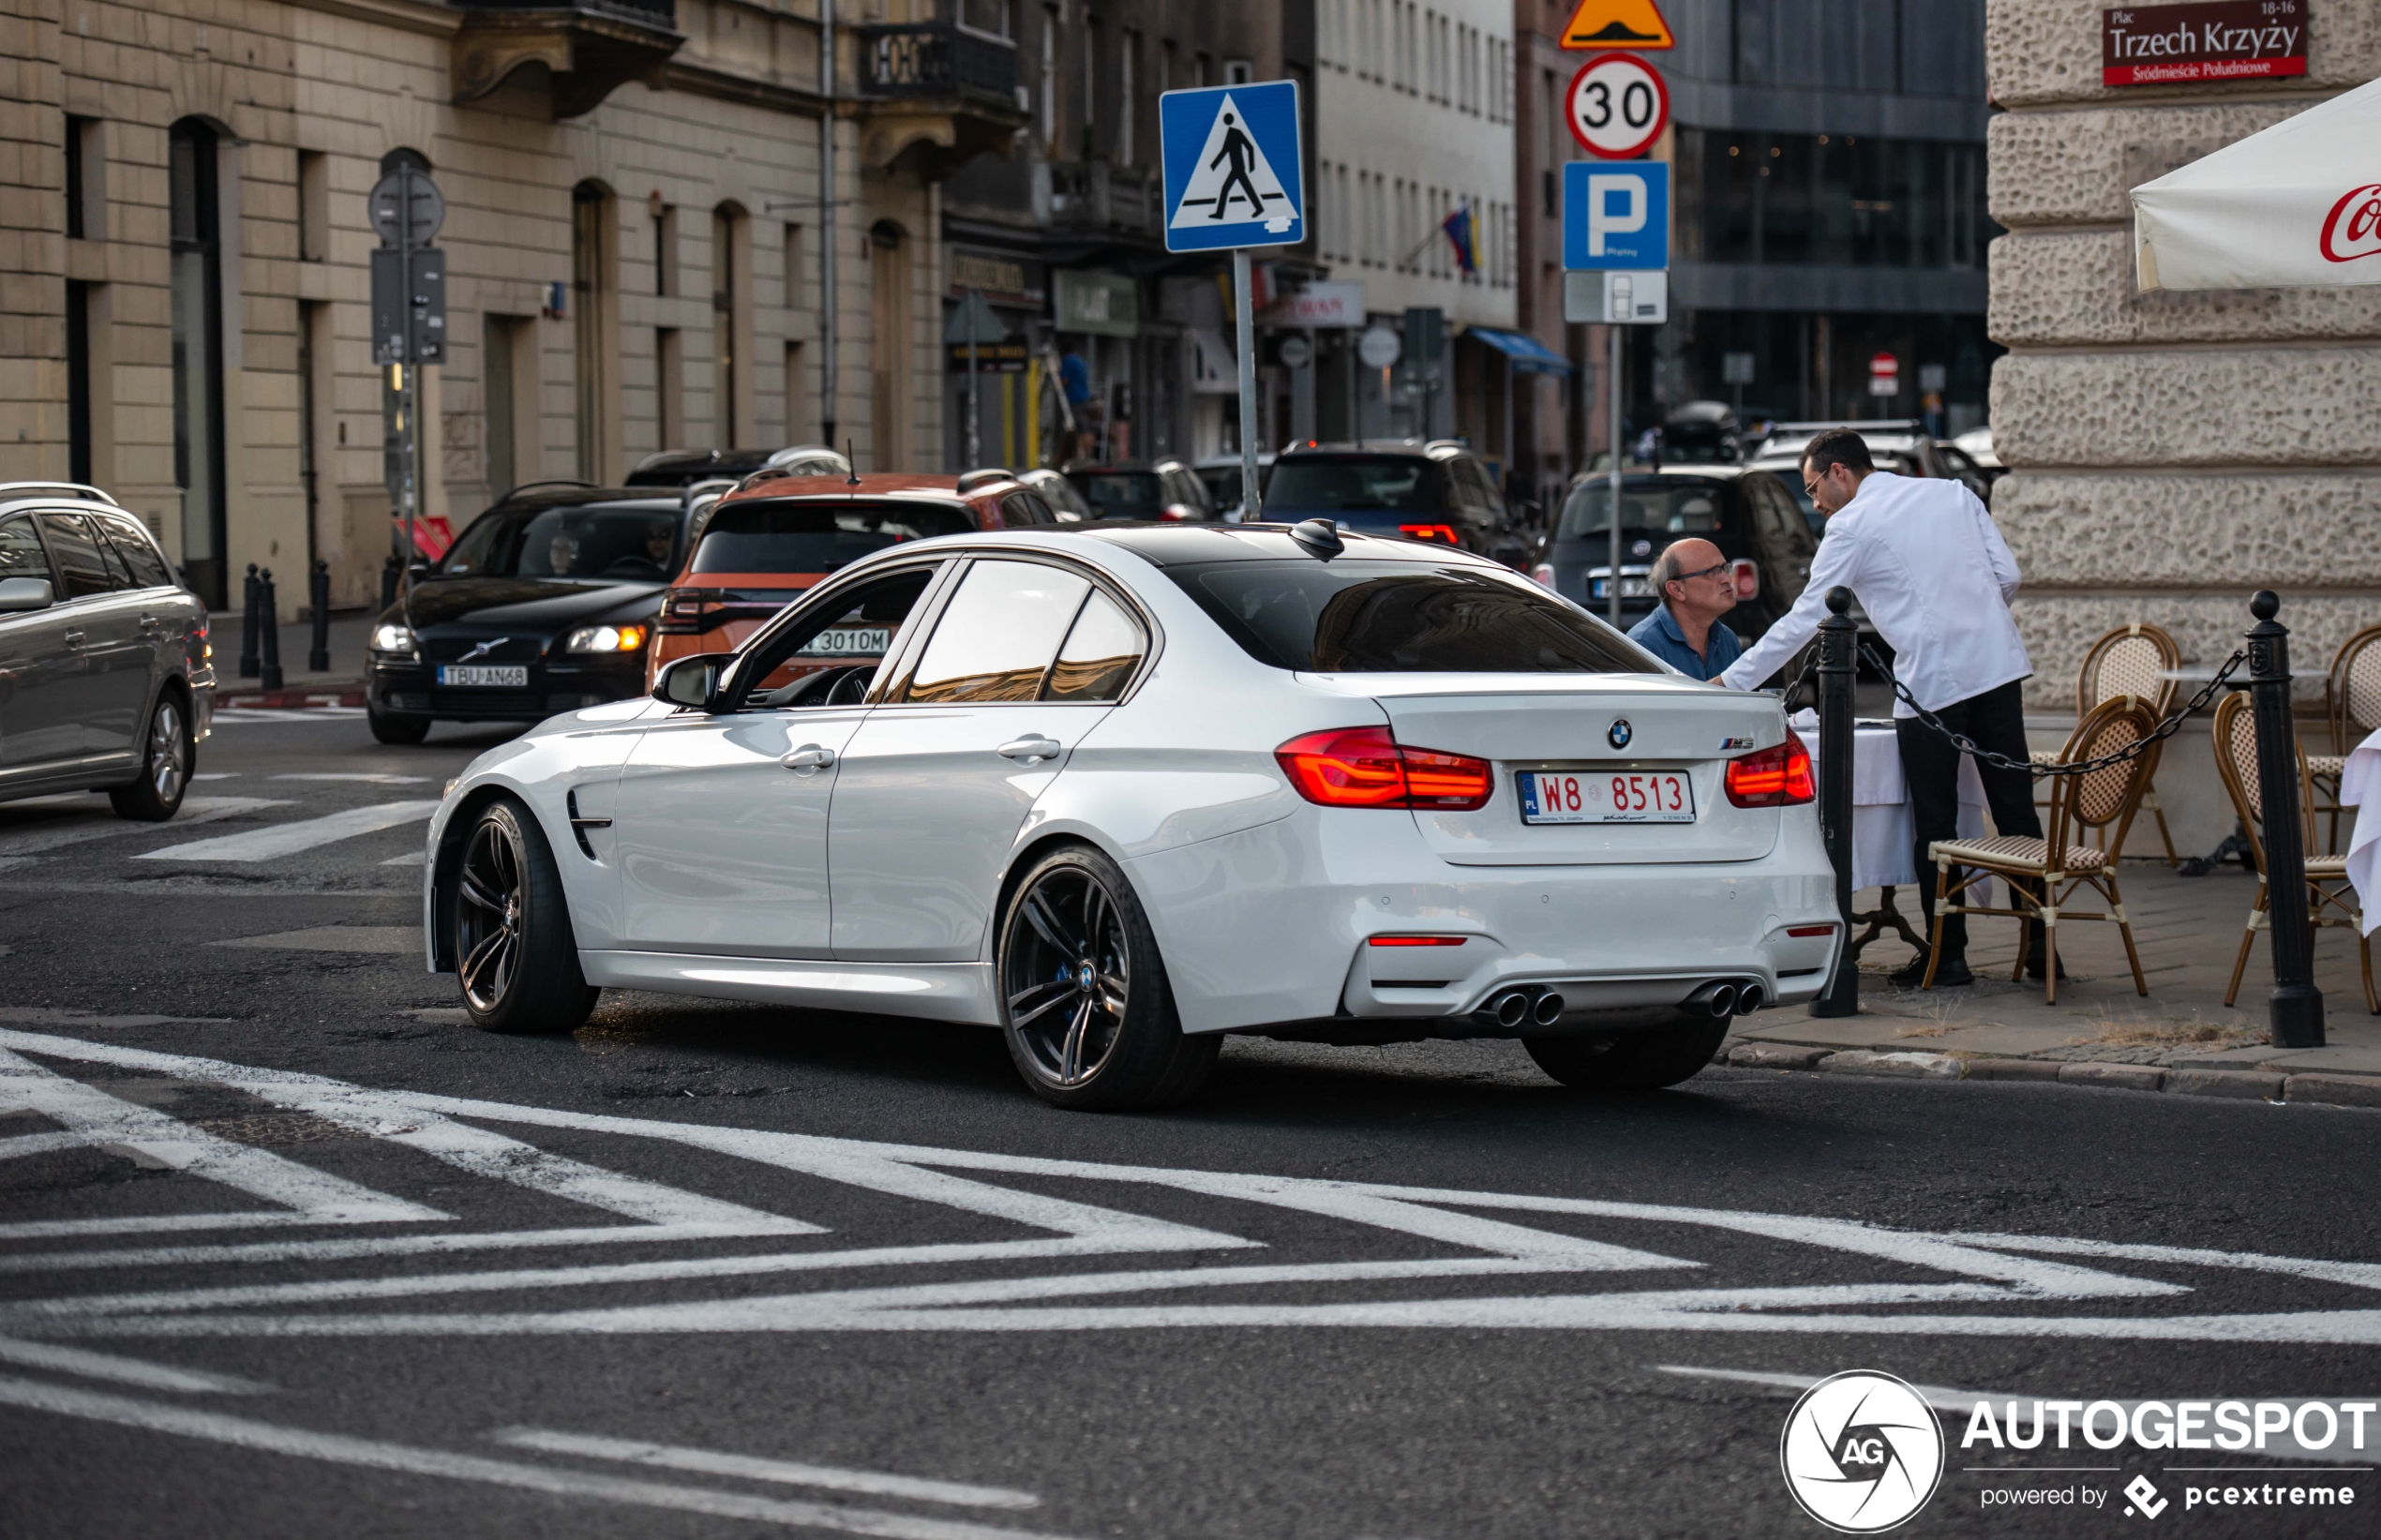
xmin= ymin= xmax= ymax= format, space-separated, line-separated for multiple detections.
xmin=398 ymin=161 xmax=418 ymax=601
xmin=1607 ymin=322 xmax=1622 ymax=626
xmin=1235 ymin=248 xmax=1262 ymax=524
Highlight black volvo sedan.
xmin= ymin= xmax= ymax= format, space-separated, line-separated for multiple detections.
xmin=365 ymin=486 xmax=682 ymax=743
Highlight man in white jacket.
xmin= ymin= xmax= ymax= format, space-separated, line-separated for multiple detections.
xmin=1720 ymin=428 xmax=2043 ymax=989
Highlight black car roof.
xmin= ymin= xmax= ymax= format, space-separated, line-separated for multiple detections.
xmin=625 ymin=448 xmax=778 ymax=486
xmin=1056 ymin=522 xmax=1506 ymax=570
xmin=486 ymin=486 xmax=681 ymax=514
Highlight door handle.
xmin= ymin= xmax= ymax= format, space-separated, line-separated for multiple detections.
xmin=996 ymin=735 xmax=1062 ymax=764
xmin=62 ymin=630 xmax=84 ymax=650
xmin=781 ymin=743 xmax=836 ymax=773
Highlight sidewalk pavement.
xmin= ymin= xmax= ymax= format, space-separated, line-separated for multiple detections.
xmin=1724 ymin=859 xmax=2381 ymax=1104
xmin=210 ymin=610 xmax=375 ymax=707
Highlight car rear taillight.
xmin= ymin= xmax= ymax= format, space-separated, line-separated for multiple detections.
xmin=656 ymin=588 xmax=725 ymax=635
xmin=1529 ymin=562 xmax=1556 ymax=590
xmin=1725 ymin=729 xmax=1816 ymax=807
xmin=1730 ymin=558 xmax=1760 ymax=600
xmin=1274 ymin=727 xmax=1493 ymax=812
xmin=1397 ymin=524 xmax=1460 ymax=545
xmin=1368 ymin=934 xmax=1470 ymax=947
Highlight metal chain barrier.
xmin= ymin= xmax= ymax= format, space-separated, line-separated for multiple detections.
xmin=1859 ymin=641 xmax=2249 ymax=779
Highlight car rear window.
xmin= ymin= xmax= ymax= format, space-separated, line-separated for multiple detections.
xmin=1066 ymin=471 xmax=1165 ymax=520
xmin=1265 ymin=456 xmax=1449 ymax=515
xmin=689 ymin=501 xmax=976 ymax=576
xmin=1168 ymin=559 xmax=1657 ymax=674
xmin=1556 ymin=482 xmax=1726 ymax=540
xmin=442 ymin=502 xmax=681 ymax=580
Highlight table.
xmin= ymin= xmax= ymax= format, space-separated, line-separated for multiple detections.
xmin=2344 ymin=725 xmax=2381 ymax=936
xmin=1793 ymin=713 xmax=1988 ymax=957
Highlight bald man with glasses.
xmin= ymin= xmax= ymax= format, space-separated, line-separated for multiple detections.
xmin=1625 ymin=538 xmax=1744 ymax=682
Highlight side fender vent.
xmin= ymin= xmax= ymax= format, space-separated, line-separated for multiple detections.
xmin=564 ymin=789 xmax=610 ymax=861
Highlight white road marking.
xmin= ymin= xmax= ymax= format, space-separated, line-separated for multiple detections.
xmin=0 ymin=1223 xmax=863 ymax=1277
xmin=190 ymin=773 xmax=239 ymax=781
xmin=0 ymin=798 xmax=291 ymax=857
xmin=0 ymin=1376 xmax=1091 ymax=1540
xmin=0 ymin=1130 xmax=93 ymax=1160
xmin=209 ymin=707 xmax=368 ymax=722
xmin=0 ymin=1336 xmax=266 ymax=1394
xmin=381 ymin=850 xmax=427 ymax=867
xmin=136 ymin=800 xmax=442 ymax=862
xmin=0 ymin=1047 xmax=443 ymax=1237
xmin=490 ymin=1428 xmax=1041 ymax=1510
xmin=270 ymin=773 xmax=431 ymax=784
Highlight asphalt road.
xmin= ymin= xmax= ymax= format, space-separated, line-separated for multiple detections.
xmin=4 ymin=708 xmax=2380 ymax=1539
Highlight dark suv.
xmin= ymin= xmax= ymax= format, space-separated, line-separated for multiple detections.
xmin=0 ymin=483 xmax=214 ymax=818
xmin=1259 ymin=441 xmax=1529 ymax=568
xmin=1533 ymin=468 xmax=1816 ymax=638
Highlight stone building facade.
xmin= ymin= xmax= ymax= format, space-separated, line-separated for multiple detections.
xmin=5 ymin=0 xmax=1020 ymax=613
xmin=1985 ymin=0 xmax=2381 ymax=744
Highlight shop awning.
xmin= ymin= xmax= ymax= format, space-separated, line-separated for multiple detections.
xmin=1464 ymin=327 xmax=1575 ymax=377
xmin=2131 ymin=75 xmax=2381 ymax=291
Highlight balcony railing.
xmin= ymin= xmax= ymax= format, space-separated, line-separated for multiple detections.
xmin=857 ymin=22 xmax=1017 ymax=102
xmin=1044 ymin=159 xmax=1159 ymax=237
xmin=456 ymin=0 xmax=676 ymax=28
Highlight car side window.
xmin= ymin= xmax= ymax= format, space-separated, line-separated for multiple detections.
xmin=901 ymin=560 xmax=1093 ymax=704
xmin=0 ymin=515 xmax=53 ymax=589
xmin=1044 ymin=590 xmax=1146 ymax=703
xmin=998 ymin=492 xmax=1045 ymax=527
xmin=97 ymin=515 xmax=175 ymax=588
xmin=37 ymin=512 xmax=112 ymax=601
xmin=89 ymin=518 xmax=139 ymax=589
xmin=735 ymin=565 xmax=940 ymax=704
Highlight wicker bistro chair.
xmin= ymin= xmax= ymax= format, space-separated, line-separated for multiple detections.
xmin=1927 ymin=696 xmax=2163 ymax=1004
xmin=2210 ymin=692 xmax=2378 ymax=1014
xmin=2311 ymin=624 xmax=2381 ymax=853
xmin=2031 ymin=623 xmax=2181 ymax=866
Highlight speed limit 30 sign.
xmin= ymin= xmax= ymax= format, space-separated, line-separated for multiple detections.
xmin=1565 ymin=52 xmax=1669 ymax=159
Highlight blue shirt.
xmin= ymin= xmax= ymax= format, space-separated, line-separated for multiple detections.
xmin=1627 ymin=604 xmax=1743 ymax=681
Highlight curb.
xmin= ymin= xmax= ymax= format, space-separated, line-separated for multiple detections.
xmin=1721 ymin=1041 xmax=2381 ymax=1112
xmin=217 ymin=688 xmax=367 ymax=710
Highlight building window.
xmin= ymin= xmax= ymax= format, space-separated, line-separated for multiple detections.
xmin=1040 ymin=7 xmax=1058 ymax=151
xmin=1223 ymin=58 xmax=1251 ymax=84
xmin=868 ymin=220 xmax=911 ymax=470
xmin=652 ymin=202 xmax=677 ymax=297
xmin=571 ymin=180 xmax=620 ymax=482
xmin=1677 ymin=127 xmax=1998 ymax=269
xmin=656 ymin=327 xmax=683 ymax=449
xmin=713 ymin=204 xmax=748 ymax=448
xmin=783 ymin=340 xmax=807 ymax=442
xmin=170 ymin=118 xmax=228 ymax=606
xmin=67 ymin=281 xmax=93 ymax=482
xmin=1082 ymin=17 xmax=1098 ymax=157
xmin=65 ymin=116 xmax=104 ymax=240
xmin=297 ymin=149 xmax=328 ymax=262
xmin=484 ymin=313 xmax=527 ymax=499
xmin=1120 ymin=29 xmax=1136 ymax=166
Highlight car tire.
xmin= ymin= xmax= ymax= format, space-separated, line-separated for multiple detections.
xmin=1524 ymin=1020 xmax=1730 ymax=1092
xmin=368 ymin=706 xmax=433 ymax=745
xmin=108 ymin=692 xmax=193 ymax=822
xmin=452 ymin=797 xmax=599 ymax=1036
xmin=996 ymin=844 xmax=1218 ymax=1111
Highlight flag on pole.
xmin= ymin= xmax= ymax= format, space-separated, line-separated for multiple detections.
xmin=1441 ymin=204 xmax=1479 ymax=277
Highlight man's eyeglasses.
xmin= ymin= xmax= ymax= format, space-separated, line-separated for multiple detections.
xmin=1672 ymin=561 xmax=1731 ymax=585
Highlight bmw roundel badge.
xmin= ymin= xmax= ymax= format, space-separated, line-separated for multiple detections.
xmin=1608 ymin=718 xmax=1633 ymax=750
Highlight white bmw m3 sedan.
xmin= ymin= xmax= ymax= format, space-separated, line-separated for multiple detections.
xmin=423 ymin=521 xmax=1840 ymax=1109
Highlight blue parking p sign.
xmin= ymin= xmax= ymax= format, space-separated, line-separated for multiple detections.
xmin=1563 ymin=160 xmax=1669 ymax=270
xmin=1160 ymin=81 xmax=1304 ymax=253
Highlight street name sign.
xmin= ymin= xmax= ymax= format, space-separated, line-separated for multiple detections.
xmin=1559 ymin=0 xmax=1673 ymax=50
xmin=1563 ymin=159 xmax=1669 ymax=270
xmin=1160 ymin=81 xmax=1305 ymax=252
xmin=2102 ymin=1 xmax=2306 ymax=85
xmin=1565 ymin=53 xmax=1670 ymax=159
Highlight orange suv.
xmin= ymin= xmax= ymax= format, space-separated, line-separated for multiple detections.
xmin=649 ymin=470 xmax=1059 ymax=690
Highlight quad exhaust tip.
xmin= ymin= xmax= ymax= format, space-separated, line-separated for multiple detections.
xmin=1481 ymin=986 xmax=1567 ymax=1030
xmin=1732 ymin=983 xmax=1764 ymax=1016
xmin=1686 ymin=981 xmax=1740 ymax=1019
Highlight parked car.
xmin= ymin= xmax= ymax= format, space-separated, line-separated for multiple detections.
xmin=1657 ymin=401 xmax=1745 ymax=466
xmin=1062 ymin=459 xmax=1216 ymax=522
xmin=364 ymin=486 xmax=692 ymax=743
xmin=1532 ymin=468 xmax=1816 ymax=638
xmin=1015 ymin=467 xmax=1098 ymax=523
xmin=1259 ymin=441 xmax=1531 ymax=568
xmin=1751 ymin=421 xmax=1963 ymax=485
xmin=623 ymin=444 xmax=852 ymax=489
xmin=648 ymin=472 xmax=1049 ymax=692
xmin=0 ymin=482 xmax=213 ymax=818
xmin=1192 ymin=451 xmax=1276 ymax=520
xmin=426 ymin=521 xmax=1838 ymax=1108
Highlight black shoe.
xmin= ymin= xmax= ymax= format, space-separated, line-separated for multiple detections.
xmin=2023 ymin=950 xmax=2069 ymax=981
xmin=1890 ymin=952 xmax=1972 ymax=989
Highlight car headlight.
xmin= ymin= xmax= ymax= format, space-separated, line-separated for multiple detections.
xmin=370 ymin=622 xmax=417 ymax=653
xmin=565 ymin=624 xmax=649 ymax=653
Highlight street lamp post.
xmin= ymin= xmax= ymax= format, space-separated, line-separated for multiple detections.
xmin=2247 ymin=590 xmax=2324 ymax=1048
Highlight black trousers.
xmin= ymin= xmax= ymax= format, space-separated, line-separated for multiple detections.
xmin=1894 ymin=680 xmax=2043 ymax=956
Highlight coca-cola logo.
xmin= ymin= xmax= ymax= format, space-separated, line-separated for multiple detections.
xmin=2319 ymin=183 xmax=2381 ymax=263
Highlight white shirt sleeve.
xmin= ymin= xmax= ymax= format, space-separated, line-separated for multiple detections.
xmin=1718 ymin=518 xmax=1863 ymax=693
xmin=1973 ymin=486 xmax=2022 ymax=603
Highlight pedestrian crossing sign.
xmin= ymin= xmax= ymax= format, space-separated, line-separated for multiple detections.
xmin=1159 ymin=80 xmax=1304 ymax=253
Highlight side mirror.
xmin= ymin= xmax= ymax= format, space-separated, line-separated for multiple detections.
xmin=0 ymin=576 xmax=54 ymax=613
xmin=652 ymin=654 xmax=722 ymax=710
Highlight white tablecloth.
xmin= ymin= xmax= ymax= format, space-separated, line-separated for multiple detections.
xmin=1792 ymin=713 xmax=1987 ymax=890
xmin=2344 ymin=725 xmax=2381 ymax=935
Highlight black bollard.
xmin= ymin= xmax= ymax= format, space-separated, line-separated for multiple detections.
xmin=308 ymin=560 xmax=332 ymax=671
xmin=2247 ymin=591 xmax=2323 ymax=1047
xmin=238 ymin=563 xmax=262 ymax=678
xmin=1812 ymin=586 xmax=1860 ymax=1018
xmin=257 ymin=568 xmax=285 ymax=692
xmin=381 ymin=553 xmax=400 ymax=611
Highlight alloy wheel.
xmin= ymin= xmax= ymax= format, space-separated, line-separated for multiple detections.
xmin=1003 ymin=865 xmax=1131 ymax=1088
xmin=457 ymin=815 xmax=525 ymax=1012
xmin=148 ymin=702 xmax=187 ymax=803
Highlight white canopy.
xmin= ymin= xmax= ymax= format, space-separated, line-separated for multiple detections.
xmin=2131 ymin=74 xmax=2381 ymax=291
